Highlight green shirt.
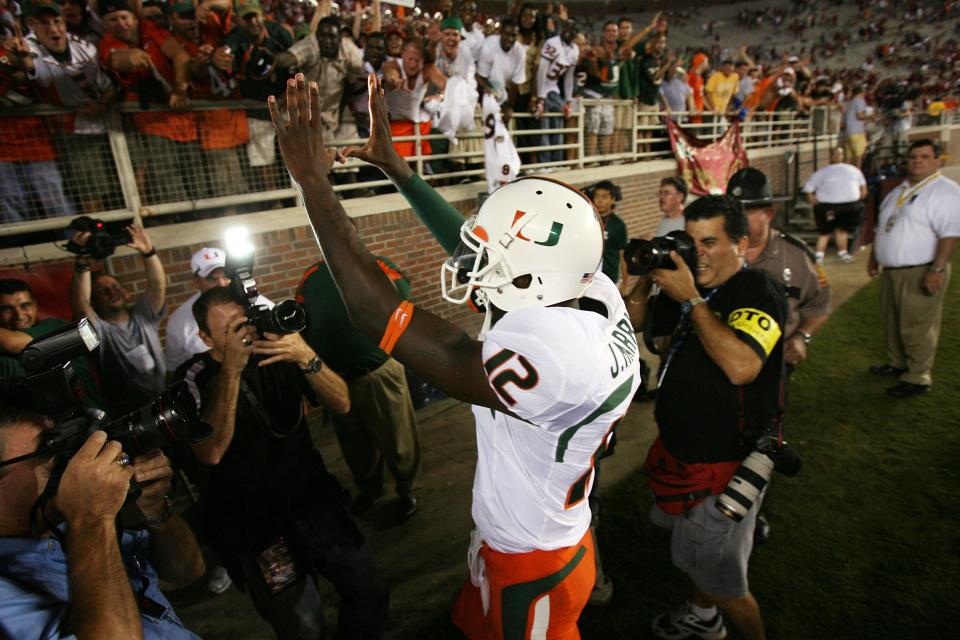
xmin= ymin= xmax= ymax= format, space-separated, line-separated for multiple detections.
xmin=297 ymin=258 xmax=412 ymax=374
xmin=601 ymin=213 xmax=628 ymax=283
xmin=636 ymin=50 xmax=664 ymax=106
xmin=0 ymin=318 xmax=106 ymax=409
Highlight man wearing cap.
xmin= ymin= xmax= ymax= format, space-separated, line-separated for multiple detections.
xmin=729 ymin=167 xmax=830 ymax=369
xmin=868 ymin=138 xmax=960 ymax=398
xmin=223 ymin=0 xmax=297 ymax=192
xmin=705 ymin=58 xmax=739 ymax=118
xmin=803 ymin=146 xmax=867 ymax=264
xmin=165 ymin=246 xmax=272 ymax=371
xmin=23 ymin=0 xmax=117 ymax=215
xmin=97 ymin=0 xmax=200 ymax=204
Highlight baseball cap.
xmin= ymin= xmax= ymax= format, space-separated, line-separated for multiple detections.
xmin=22 ymin=0 xmax=63 ymax=18
xmin=191 ymin=247 xmax=227 ymax=278
xmin=100 ymin=0 xmax=135 ymax=16
xmin=440 ymin=16 xmax=464 ymax=31
xmin=727 ymin=168 xmax=773 ymax=207
xmin=172 ymin=2 xmax=196 ymax=15
xmin=787 ymin=55 xmax=799 ymax=63
xmin=234 ymin=0 xmax=263 ymax=18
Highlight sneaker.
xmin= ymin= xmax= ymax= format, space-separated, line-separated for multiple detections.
xmin=396 ymin=495 xmax=420 ymax=523
xmin=814 ymin=252 xmax=825 ymax=264
xmin=208 ymin=565 xmax=232 ymax=595
xmin=587 ymin=574 xmax=614 ymax=606
xmin=652 ymin=602 xmax=728 ymax=640
xmin=838 ymin=252 xmax=854 ymax=264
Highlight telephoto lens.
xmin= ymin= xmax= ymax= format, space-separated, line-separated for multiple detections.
xmin=715 ymin=451 xmax=774 ymax=521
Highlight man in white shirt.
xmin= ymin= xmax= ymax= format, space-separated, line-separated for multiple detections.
xmin=165 ymin=247 xmax=271 ymax=372
xmin=535 ymin=20 xmax=580 ymax=165
xmin=868 ymin=139 xmax=960 ymax=398
xmin=803 ymin=147 xmax=867 ymax=263
xmin=476 ymin=20 xmax=525 ymax=122
xmin=458 ymin=0 xmax=484 ymax=62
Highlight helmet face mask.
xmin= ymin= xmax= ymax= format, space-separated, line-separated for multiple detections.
xmin=439 ymin=177 xmax=604 ymax=313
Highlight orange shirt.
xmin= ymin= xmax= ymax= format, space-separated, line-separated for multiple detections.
xmin=98 ymin=19 xmax=198 ymax=142
xmin=0 ymin=79 xmax=56 ymax=162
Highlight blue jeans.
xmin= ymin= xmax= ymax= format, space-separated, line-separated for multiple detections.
xmin=0 ymin=161 xmax=75 ymax=224
xmin=539 ymin=91 xmax=565 ymax=165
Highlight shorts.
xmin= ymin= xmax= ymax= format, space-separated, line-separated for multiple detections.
xmin=637 ymin=102 xmax=660 ymax=127
xmin=814 ymin=201 xmax=864 ymax=234
xmin=390 ymin=120 xmax=432 ymax=158
xmin=247 ymin=118 xmax=277 ymax=168
xmin=649 ymin=493 xmax=763 ymax=599
xmin=586 ymin=103 xmax=615 ymax=136
xmin=452 ymin=528 xmax=595 ymax=640
xmin=843 ymin=132 xmax=867 ymax=161
xmin=615 ymin=103 xmax=633 ymax=130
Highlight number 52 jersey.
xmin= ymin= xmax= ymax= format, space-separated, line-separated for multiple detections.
xmin=472 ymin=272 xmax=642 ymax=553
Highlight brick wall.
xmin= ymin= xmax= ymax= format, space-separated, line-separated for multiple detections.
xmin=17 ymin=143 xmax=836 ymax=341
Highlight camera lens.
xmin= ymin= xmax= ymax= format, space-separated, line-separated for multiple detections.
xmin=103 ymin=383 xmax=211 ymax=458
xmin=256 ymin=299 xmax=307 ymax=335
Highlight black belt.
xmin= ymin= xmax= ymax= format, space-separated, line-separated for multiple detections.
xmin=338 ymin=360 xmax=387 ymax=380
xmin=884 ymin=263 xmax=932 ymax=270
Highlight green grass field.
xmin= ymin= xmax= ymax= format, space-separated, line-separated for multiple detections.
xmin=418 ymin=258 xmax=960 ymax=639
xmin=579 ymin=259 xmax=960 ymax=639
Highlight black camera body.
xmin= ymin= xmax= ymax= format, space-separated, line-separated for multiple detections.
xmin=64 ymin=216 xmax=133 ymax=260
xmin=225 ymin=249 xmax=306 ymax=336
xmin=0 ymin=322 xmax=212 ymax=521
xmin=624 ymin=230 xmax=698 ymax=276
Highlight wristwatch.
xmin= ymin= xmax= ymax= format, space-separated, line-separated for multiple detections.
xmin=798 ymin=331 xmax=813 ymax=345
xmin=680 ymin=296 xmax=705 ymax=315
xmin=301 ymin=355 xmax=324 ymax=374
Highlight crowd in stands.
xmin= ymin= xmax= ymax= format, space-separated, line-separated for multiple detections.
xmin=0 ymin=0 xmax=957 ymax=226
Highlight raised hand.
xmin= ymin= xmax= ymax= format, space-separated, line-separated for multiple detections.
xmin=341 ymin=74 xmax=412 ymax=182
xmin=268 ymin=74 xmax=338 ymax=187
xmin=125 ymin=224 xmax=155 ymax=255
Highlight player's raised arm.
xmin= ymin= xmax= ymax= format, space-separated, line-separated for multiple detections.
xmin=269 ymin=75 xmax=507 ymax=411
xmin=341 ymin=75 xmax=464 ymax=255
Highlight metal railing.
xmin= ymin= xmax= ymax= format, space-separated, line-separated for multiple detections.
xmin=0 ymin=100 xmax=953 ymax=238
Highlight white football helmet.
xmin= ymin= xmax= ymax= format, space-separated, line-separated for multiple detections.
xmin=441 ymin=177 xmax=603 ymax=312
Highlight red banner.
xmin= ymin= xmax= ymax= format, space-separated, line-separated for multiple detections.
xmin=0 ymin=261 xmax=75 ymax=322
xmin=666 ymin=119 xmax=748 ymax=196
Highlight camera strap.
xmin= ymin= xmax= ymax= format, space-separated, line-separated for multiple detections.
xmin=238 ymin=374 xmax=302 ymax=439
xmin=657 ymin=287 xmax=720 ymax=388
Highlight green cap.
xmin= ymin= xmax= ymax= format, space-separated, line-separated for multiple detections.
xmin=234 ymin=0 xmax=263 ymax=17
xmin=172 ymin=2 xmax=196 ymax=15
xmin=23 ymin=0 xmax=63 ymax=18
xmin=440 ymin=16 xmax=464 ymax=31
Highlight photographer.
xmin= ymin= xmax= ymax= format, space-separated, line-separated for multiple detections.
xmin=69 ymin=224 xmax=167 ymax=415
xmin=0 ymin=405 xmax=204 ymax=639
xmin=626 ymin=196 xmax=786 ymax=640
xmin=177 ymin=286 xmax=387 ymax=640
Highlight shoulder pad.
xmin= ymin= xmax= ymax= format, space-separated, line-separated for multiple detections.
xmin=779 ymin=231 xmax=818 ymax=263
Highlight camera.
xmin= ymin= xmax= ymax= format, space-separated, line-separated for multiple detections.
xmin=225 ymin=230 xmax=306 ymax=336
xmin=715 ymin=432 xmax=802 ymax=522
xmin=624 ymin=230 xmax=698 ymax=276
xmin=64 ymin=216 xmax=133 ymax=260
xmin=0 ymin=321 xmax=212 ymax=510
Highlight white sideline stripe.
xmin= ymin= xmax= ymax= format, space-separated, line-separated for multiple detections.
xmin=530 ymin=595 xmax=550 ymax=639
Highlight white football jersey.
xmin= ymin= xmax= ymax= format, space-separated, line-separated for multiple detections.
xmin=472 ymin=273 xmax=642 ymax=553
xmin=481 ymin=95 xmax=521 ymax=194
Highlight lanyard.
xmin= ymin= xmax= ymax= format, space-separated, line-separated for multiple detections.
xmin=895 ymin=172 xmax=940 ymax=208
xmin=657 ymin=286 xmax=721 ymax=387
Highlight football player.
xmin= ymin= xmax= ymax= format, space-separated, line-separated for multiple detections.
xmin=269 ymin=74 xmax=641 ymax=639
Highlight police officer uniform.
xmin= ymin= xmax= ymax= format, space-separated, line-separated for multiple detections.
xmin=728 ymin=168 xmax=831 ymax=344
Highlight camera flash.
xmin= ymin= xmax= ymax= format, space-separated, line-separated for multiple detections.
xmin=225 ymin=227 xmax=254 ymax=257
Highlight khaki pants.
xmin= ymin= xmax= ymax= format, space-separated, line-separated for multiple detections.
xmin=879 ymin=264 xmax=950 ymax=385
xmin=332 ymin=357 xmax=422 ymax=498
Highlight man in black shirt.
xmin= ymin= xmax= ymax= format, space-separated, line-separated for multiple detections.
xmin=176 ymin=286 xmax=388 ymax=640
xmin=626 ymin=196 xmax=785 ymax=640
